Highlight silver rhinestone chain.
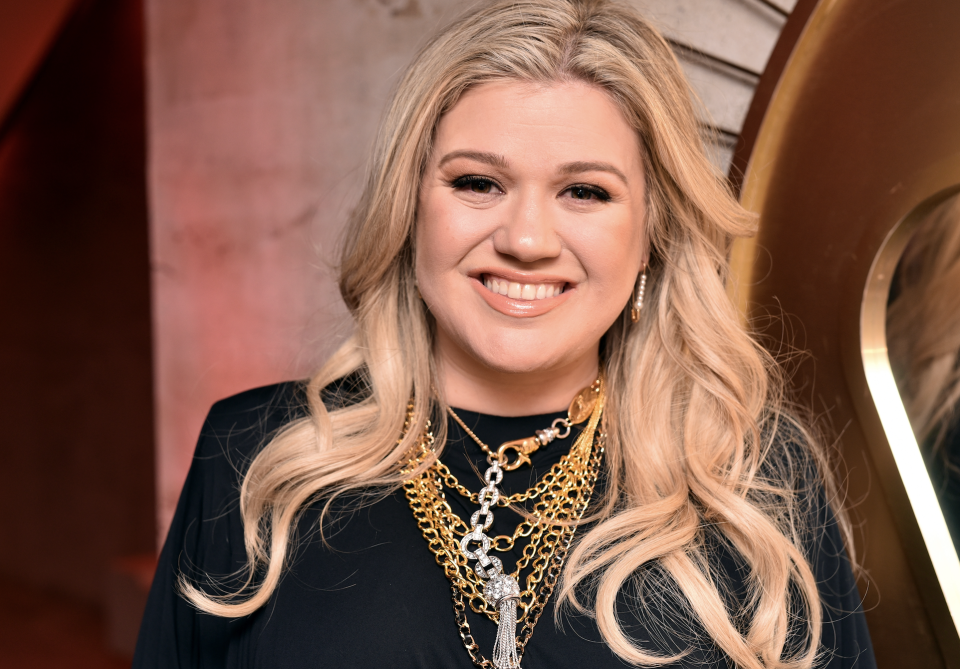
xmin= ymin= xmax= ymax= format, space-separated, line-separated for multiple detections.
xmin=460 ymin=459 xmax=505 ymax=579
xmin=460 ymin=457 xmax=522 ymax=669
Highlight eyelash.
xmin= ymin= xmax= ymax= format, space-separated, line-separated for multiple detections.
xmin=565 ymin=184 xmax=612 ymax=202
xmin=449 ymin=175 xmax=612 ymax=201
xmin=450 ymin=175 xmax=500 ymax=191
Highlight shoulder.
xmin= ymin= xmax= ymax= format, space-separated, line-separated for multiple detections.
xmin=196 ymin=380 xmax=309 ymax=464
xmin=756 ymin=413 xmax=843 ymax=551
xmin=196 ymin=372 xmax=369 ymax=464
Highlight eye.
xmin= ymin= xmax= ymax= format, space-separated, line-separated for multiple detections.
xmin=451 ymin=175 xmax=503 ymax=195
xmin=563 ymin=185 xmax=611 ymax=202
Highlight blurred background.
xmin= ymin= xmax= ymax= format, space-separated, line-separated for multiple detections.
xmin=2 ymin=0 xmax=957 ymax=667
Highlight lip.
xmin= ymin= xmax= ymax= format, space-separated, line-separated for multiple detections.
xmin=471 ymin=267 xmax=573 ymax=286
xmin=469 ymin=269 xmax=573 ymax=318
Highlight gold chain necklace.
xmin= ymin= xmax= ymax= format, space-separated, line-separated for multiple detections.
xmin=446 ymin=378 xmax=601 ymax=471
xmin=401 ymin=378 xmax=606 ymax=669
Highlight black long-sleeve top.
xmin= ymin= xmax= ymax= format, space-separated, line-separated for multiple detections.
xmin=133 ymin=380 xmax=875 ymax=668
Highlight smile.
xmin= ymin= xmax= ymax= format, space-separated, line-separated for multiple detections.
xmin=482 ymin=274 xmax=565 ymax=301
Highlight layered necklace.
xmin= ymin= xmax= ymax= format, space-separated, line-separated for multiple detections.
xmin=401 ymin=377 xmax=606 ymax=669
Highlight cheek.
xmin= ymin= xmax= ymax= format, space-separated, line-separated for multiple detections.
xmin=415 ymin=195 xmax=455 ymax=280
xmin=569 ymin=213 xmax=645 ymax=291
xmin=415 ymin=191 xmax=482 ymax=290
xmin=416 ymin=190 xmax=496 ymax=276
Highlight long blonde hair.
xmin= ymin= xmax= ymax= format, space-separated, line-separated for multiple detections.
xmin=183 ymin=2 xmax=842 ymax=667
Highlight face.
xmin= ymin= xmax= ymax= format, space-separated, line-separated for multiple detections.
xmin=416 ymin=79 xmax=647 ymax=379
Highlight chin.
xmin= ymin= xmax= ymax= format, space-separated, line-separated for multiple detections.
xmin=477 ymin=352 xmax=561 ymax=375
xmin=469 ymin=333 xmax=581 ymax=375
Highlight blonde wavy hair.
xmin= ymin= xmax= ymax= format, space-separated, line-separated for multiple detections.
xmin=183 ymin=1 xmax=845 ymax=667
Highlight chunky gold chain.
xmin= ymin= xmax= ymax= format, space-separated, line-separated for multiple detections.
xmin=400 ymin=387 xmax=605 ymax=667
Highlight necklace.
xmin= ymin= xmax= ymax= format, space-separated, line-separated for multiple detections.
xmin=446 ymin=378 xmax=601 ymax=471
xmin=401 ymin=377 xmax=606 ymax=669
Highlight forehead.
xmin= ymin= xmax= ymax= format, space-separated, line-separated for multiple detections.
xmin=431 ymin=79 xmax=643 ymax=173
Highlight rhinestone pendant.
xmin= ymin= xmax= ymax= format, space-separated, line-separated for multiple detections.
xmin=484 ymin=573 xmax=520 ymax=607
xmin=485 ymin=574 xmax=521 ymax=669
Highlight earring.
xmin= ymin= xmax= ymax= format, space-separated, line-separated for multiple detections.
xmin=630 ymin=263 xmax=647 ymax=323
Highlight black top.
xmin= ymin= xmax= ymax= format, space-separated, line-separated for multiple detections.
xmin=133 ymin=381 xmax=876 ymax=668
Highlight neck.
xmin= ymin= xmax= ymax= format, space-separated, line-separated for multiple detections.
xmin=436 ymin=341 xmax=600 ymax=417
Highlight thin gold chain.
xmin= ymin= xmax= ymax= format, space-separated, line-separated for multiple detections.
xmin=446 ymin=406 xmax=498 ymax=459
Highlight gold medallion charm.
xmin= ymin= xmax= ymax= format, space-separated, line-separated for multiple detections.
xmin=567 ymin=383 xmax=599 ymax=424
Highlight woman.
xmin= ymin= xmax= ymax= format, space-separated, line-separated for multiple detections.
xmin=133 ymin=1 xmax=875 ymax=667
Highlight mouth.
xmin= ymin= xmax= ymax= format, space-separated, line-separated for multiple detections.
xmin=480 ymin=274 xmax=566 ymax=301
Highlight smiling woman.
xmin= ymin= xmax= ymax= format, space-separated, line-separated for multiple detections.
xmin=133 ymin=2 xmax=875 ymax=668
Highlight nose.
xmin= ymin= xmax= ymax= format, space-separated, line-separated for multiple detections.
xmin=492 ymin=189 xmax=562 ymax=263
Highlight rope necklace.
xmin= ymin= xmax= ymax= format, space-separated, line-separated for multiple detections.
xmin=401 ymin=377 xmax=606 ymax=669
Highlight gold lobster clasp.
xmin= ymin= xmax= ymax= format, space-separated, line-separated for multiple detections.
xmin=496 ymin=436 xmax=542 ymax=471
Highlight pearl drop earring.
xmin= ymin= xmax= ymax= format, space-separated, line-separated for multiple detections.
xmin=631 ymin=263 xmax=647 ymax=323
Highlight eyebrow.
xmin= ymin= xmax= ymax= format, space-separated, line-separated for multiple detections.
xmin=437 ymin=150 xmax=509 ymax=170
xmin=558 ymin=161 xmax=628 ymax=186
xmin=436 ymin=152 xmax=629 ymax=186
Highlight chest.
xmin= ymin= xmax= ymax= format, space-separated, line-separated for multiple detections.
xmin=238 ymin=492 xmax=728 ymax=669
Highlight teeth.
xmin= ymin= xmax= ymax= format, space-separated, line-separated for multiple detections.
xmin=482 ymin=276 xmax=564 ymax=301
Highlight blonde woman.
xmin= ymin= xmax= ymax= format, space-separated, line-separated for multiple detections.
xmin=134 ymin=1 xmax=874 ymax=667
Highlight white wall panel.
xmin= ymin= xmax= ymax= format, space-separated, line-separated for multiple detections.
xmin=635 ymin=0 xmax=786 ymax=74
xmin=768 ymin=0 xmax=798 ymax=12
xmin=678 ymin=52 xmax=758 ymax=134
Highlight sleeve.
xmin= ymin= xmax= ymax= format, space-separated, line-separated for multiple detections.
xmin=131 ymin=385 xmax=292 ymax=668
xmin=811 ymin=489 xmax=877 ymax=669
xmin=764 ymin=423 xmax=876 ymax=669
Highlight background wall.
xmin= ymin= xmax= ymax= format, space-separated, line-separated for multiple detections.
xmin=146 ymin=0 xmax=799 ymax=545
xmin=0 ymin=0 xmax=153 ymax=665
xmin=0 ymin=0 xmax=153 ymax=604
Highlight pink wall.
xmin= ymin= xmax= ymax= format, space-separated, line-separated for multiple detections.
xmin=145 ymin=0 xmax=473 ymax=543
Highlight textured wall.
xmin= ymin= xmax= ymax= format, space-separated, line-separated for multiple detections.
xmin=147 ymin=0 xmax=477 ymax=541
xmin=146 ymin=0 xmax=795 ymax=542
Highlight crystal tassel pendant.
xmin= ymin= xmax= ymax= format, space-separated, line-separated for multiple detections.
xmin=485 ymin=573 xmax=521 ymax=669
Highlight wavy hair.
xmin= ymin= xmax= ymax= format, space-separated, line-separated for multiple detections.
xmin=183 ymin=2 xmax=844 ymax=667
